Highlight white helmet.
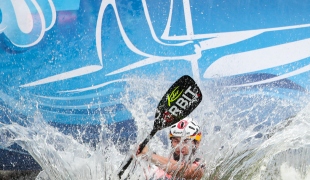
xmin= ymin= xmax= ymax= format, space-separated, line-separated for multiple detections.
xmin=169 ymin=118 xmax=201 ymax=141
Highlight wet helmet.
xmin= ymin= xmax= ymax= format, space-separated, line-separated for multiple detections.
xmin=169 ymin=117 xmax=201 ymax=141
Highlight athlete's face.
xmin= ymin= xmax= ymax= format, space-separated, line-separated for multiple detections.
xmin=171 ymin=137 xmax=199 ymax=156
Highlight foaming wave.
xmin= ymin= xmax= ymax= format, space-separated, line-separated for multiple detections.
xmin=204 ymin=97 xmax=310 ymax=180
xmin=0 ymin=111 xmax=124 ymax=179
xmin=1 ymin=75 xmax=309 ymax=180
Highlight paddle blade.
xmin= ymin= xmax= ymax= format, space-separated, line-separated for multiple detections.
xmin=154 ymin=75 xmax=202 ymax=130
xmin=117 ymin=75 xmax=202 ymax=178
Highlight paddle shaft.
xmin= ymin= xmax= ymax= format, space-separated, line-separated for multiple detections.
xmin=117 ymin=75 xmax=203 ymax=179
xmin=118 ymin=128 xmax=158 ymax=178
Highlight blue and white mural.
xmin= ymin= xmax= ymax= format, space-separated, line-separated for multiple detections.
xmin=1 ymin=0 xmax=310 ymax=178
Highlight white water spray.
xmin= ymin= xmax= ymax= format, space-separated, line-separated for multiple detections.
xmin=0 ymin=75 xmax=309 ymax=179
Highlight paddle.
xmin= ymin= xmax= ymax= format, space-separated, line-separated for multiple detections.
xmin=117 ymin=75 xmax=203 ymax=179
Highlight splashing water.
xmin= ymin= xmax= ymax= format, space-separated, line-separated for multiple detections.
xmin=0 ymin=75 xmax=310 ymax=179
xmin=207 ymin=104 xmax=310 ymax=180
xmin=0 ymin=112 xmax=122 ymax=180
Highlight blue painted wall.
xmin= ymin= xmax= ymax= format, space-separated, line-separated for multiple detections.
xmin=1 ymin=0 xmax=310 ymax=170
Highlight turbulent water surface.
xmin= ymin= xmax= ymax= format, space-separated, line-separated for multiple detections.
xmin=0 ymin=76 xmax=309 ymax=180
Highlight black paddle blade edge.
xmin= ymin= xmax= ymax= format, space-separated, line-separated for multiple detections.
xmin=154 ymin=75 xmax=202 ymax=130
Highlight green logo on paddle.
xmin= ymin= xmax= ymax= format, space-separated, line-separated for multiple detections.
xmin=167 ymin=86 xmax=184 ymax=106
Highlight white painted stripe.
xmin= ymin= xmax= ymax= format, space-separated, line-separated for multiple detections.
xmin=37 ymin=100 xmax=121 ymax=109
xmin=10 ymin=0 xmax=46 ymax=47
xmin=204 ymin=38 xmax=310 ymax=78
xmin=183 ymin=0 xmax=194 ymax=36
xmin=57 ymin=79 xmax=127 ymax=93
xmin=11 ymin=0 xmax=33 ymax=33
xmin=45 ymin=0 xmax=57 ymax=31
xmin=97 ymin=0 xmax=151 ymax=59
xmin=106 ymin=45 xmax=201 ymax=76
xmin=20 ymin=65 xmax=103 ymax=87
xmin=162 ymin=23 xmax=310 ymax=41
xmin=228 ymin=64 xmax=310 ymax=88
xmin=141 ymin=0 xmax=192 ymax=46
xmin=0 ymin=26 xmax=6 ymax=32
xmin=161 ymin=0 xmax=174 ymax=39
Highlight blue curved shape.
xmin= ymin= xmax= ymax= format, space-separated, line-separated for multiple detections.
xmin=1 ymin=0 xmax=310 ymax=172
xmin=219 ymin=73 xmax=306 ymax=92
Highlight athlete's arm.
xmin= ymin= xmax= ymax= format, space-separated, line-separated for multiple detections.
xmin=177 ymin=161 xmax=204 ymax=180
xmin=150 ymin=153 xmax=204 ymax=180
xmin=150 ymin=153 xmax=180 ymax=172
xmin=137 ymin=146 xmax=182 ymax=172
xmin=137 ymin=145 xmax=204 ymax=179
